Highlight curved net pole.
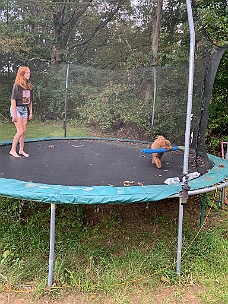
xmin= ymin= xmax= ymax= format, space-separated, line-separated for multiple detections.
xmin=176 ymin=0 xmax=195 ymax=276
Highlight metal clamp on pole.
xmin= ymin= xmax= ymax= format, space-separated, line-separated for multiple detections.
xmin=181 ymin=175 xmax=191 ymax=205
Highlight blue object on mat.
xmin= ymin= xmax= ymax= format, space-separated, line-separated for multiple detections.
xmin=141 ymin=146 xmax=179 ymax=154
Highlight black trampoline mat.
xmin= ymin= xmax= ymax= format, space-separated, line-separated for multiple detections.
xmin=0 ymin=139 xmax=211 ymax=186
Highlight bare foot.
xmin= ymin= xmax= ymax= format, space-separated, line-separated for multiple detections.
xmin=19 ymin=151 xmax=29 ymax=157
xmin=9 ymin=151 xmax=21 ymax=157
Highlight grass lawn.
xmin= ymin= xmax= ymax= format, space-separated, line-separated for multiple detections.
xmin=0 ymin=197 xmax=227 ymax=304
xmin=0 ymin=121 xmax=91 ymax=141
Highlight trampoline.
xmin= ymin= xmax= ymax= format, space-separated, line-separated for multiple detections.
xmin=0 ymin=137 xmax=227 ymax=205
xmin=0 ymin=138 xmax=211 ymax=187
xmin=0 ymin=0 xmax=228 ymax=288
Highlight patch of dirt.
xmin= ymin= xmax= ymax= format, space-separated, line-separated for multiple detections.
xmin=0 ymin=285 xmax=205 ymax=304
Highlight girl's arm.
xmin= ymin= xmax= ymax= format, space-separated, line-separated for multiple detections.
xmin=11 ymin=99 xmax=17 ymax=122
xmin=29 ymin=102 xmax=33 ymax=120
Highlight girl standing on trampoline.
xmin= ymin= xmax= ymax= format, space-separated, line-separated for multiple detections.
xmin=9 ymin=66 xmax=33 ymax=157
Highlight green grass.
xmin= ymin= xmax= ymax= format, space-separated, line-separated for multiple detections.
xmin=0 ymin=121 xmax=91 ymax=141
xmin=0 ymin=197 xmax=228 ymax=303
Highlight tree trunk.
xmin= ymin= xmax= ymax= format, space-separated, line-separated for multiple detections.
xmin=151 ymin=0 xmax=163 ymax=65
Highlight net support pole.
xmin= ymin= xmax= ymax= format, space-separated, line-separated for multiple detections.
xmin=48 ymin=203 xmax=56 ymax=287
xmin=176 ymin=0 xmax=195 ymax=276
xmin=151 ymin=64 xmax=157 ymax=139
xmin=63 ymin=62 xmax=70 ymax=137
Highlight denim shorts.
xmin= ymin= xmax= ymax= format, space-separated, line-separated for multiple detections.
xmin=10 ymin=106 xmax=28 ymax=118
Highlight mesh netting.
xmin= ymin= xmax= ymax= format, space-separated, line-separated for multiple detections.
xmin=0 ymin=0 xmax=227 ymax=159
xmin=31 ymin=46 xmax=225 ymax=154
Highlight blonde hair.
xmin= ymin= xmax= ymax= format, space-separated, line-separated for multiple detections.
xmin=15 ymin=66 xmax=33 ymax=90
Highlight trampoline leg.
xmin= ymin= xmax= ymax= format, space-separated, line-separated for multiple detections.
xmin=48 ymin=203 xmax=56 ymax=287
xmin=200 ymin=193 xmax=206 ymax=227
xmin=216 ymin=191 xmax=222 ymax=218
xmin=176 ymin=197 xmax=184 ymax=276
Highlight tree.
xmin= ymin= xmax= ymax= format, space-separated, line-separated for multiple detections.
xmin=196 ymin=0 xmax=228 ymax=47
xmin=151 ymin=0 xmax=163 ymax=65
xmin=0 ymin=0 xmax=128 ymax=66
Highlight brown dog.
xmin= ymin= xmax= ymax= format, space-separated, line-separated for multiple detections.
xmin=151 ymin=135 xmax=172 ymax=168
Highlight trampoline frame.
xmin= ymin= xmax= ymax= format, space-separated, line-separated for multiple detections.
xmin=0 ymin=0 xmax=228 ymax=287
